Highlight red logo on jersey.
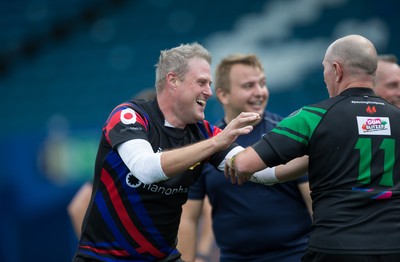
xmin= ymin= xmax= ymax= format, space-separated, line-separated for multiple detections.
xmin=120 ymin=108 xmax=137 ymax=125
xmin=366 ymin=106 xmax=376 ymax=114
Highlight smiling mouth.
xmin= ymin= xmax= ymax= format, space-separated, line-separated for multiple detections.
xmin=249 ymin=100 xmax=263 ymax=106
xmin=196 ymin=99 xmax=206 ymax=107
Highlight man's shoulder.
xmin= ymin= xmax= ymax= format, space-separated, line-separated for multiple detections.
xmin=130 ymin=98 xmax=153 ymax=110
xmin=127 ymin=99 xmax=159 ymax=119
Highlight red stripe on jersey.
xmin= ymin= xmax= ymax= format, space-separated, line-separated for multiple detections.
xmin=135 ymin=113 xmax=148 ymax=130
xmin=105 ymin=110 xmax=122 ymax=137
xmin=100 ymin=169 xmax=165 ymax=258
xmin=204 ymin=120 xmax=222 ymax=137
xmin=80 ymin=245 xmax=129 ymax=256
xmin=103 ymin=107 xmax=148 ymax=144
xmin=213 ymin=127 xmax=222 ymax=136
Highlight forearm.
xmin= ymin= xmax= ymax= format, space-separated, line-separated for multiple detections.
xmin=119 ymin=138 xmax=230 ymax=183
xmin=196 ymin=198 xmax=215 ymax=260
xmin=232 ymin=146 xmax=267 ymax=174
xmin=227 ymin=146 xmax=309 ymax=185
xmin=67 ymin=182 xmax=93 ymax=238
xmin=161 ymin=136 xmax=222 ymax=176
xmin=119 ymin=138 xmax=226 ymax=182
xmin=275 ymin=155 xmax=309 ymax=181
xmin=178 ymin=200 xmax=203 ymax=261
xmin=250 ymin=156 xmax=309 ymax=185
xmin=120 ymin=112 xmax=260 ymax=181
xmin=298 ymin=181 xmax=313 ymax=218
xmin=177 ymin=221 xmax=198 ymax=261
xmin=162 ymin=111 xmax=260 ymax=176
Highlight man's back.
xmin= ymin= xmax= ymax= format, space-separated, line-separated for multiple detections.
xmin=228 ymin=34 xmax=400 ymax=261
xmin=261 ymin=88 xmax=400 ymax=253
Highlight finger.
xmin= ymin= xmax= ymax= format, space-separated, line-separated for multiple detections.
xmin=239 ymin=126 xmax=254 ymax=134
xmin=237 ymin=112 xmax=260 ymax=124
xmin=230 ymin=168 xmax=237 ymax=184
xmin=238 ymin=112 xmax=260 ymax=118
xmin=237 ymin=176 xmax=243 ymax=186
xmin=224 ymin=162 xmax=230 ymax=179
xmin=224 ymin=163 xmax=236 ymax=184
xmin=237 ymin=174 xmax=251 ymax=185
xmin=238 ymin=175 xmax=247 ymax=185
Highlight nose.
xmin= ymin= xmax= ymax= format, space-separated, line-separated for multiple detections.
xmin=255 ymin=83 xmax=263 ymax=92
xmin=203 ymin=84 xmax=213 ymax=98
xmin=254 ymin=83 xmax=266 ymax=96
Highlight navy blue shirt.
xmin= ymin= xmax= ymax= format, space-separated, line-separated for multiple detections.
xmin=188 ymin=111 xmax=312 ymax=262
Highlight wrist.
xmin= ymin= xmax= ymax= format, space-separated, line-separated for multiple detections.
xmin=251 ymin=166 xmax=279 ymax=185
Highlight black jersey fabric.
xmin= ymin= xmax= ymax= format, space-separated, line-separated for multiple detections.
xmin=73 ymin=98 xmax=235 ymax=261
xmin=252 ymin=88 xmax=400 ymax=255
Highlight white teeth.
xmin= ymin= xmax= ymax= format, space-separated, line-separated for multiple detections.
xmin=196 ymin=100 xmax=205 ymax=107
xmin=250 ymin=100 xmax=262 ymax=105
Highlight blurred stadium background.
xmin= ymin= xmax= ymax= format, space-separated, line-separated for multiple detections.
xmin=0 ymin=0 xmax=399 ymax=261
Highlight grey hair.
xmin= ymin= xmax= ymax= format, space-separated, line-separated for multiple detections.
xmin=154 ymin=42 xmax=212 ymax=92
xmin=327 ymin=35 xmax=378 ymax=75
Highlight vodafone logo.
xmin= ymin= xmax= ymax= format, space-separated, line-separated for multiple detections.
xmin=120 ymin=108 xmax=136 ymax=125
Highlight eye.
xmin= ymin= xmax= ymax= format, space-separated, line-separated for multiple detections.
xmin=198 ymin=79 xmax=211 ymax=88
xmin=243 ymin=83 xmax=254 ymax=89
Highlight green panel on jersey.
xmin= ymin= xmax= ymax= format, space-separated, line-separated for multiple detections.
xmin=272 ymin=106 xmax=326 ymax=144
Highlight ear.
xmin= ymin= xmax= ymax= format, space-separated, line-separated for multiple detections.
xmin=216 ymin=88 xmax=229 ymax=105
xmin=333 ymin=62 xmax=343 ymax=82
xmin=166 ymin=72 xmax=179 ymax=90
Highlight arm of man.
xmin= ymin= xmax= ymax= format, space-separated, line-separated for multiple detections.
xmin=298 ymin=181 xmax=313 ymax=218
xmin=67 ymin=182 xmax=93 ymax=238
xmin=118 ymin=112 xmax=260 ymax=184
xmin=177 ymin=199 xmax=204 ymax=261
xmin=225 ymin=148 xmax=308 ymax=185
xmin=161 ymin=112 xmax=259 ymax=176
xmin=195 ymin=197 xmax=216 ymax=262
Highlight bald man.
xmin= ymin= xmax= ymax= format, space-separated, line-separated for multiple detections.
xmin=374 ymin=54 xmax=400 ymax=107
xmin=226 ymin=35 xmax=400 ymax=261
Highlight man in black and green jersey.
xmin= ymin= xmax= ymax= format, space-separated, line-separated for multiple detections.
xmin=226 ymin=34 xmax=400 ymax=262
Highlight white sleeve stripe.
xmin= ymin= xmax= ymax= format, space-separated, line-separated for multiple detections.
xmin=117 ymin=139 xmax=168 ymax=184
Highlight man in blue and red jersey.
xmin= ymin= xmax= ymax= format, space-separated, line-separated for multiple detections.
xmin=72 ymin=42 xmax=264 ymax=261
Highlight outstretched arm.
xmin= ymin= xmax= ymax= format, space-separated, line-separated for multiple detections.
xmin=118 ymin=112 xmax=260 ymax=184
xmin=225 ymin=147 xmax=308 ymax=185
xmin=161 ymin=112 xmax=259 ymax=176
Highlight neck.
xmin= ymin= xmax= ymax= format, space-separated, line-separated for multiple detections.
xmin=157 ymin=93 xmax=186 ymax=129
xmin=337 ymin=76 xmax=374 ymax=95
